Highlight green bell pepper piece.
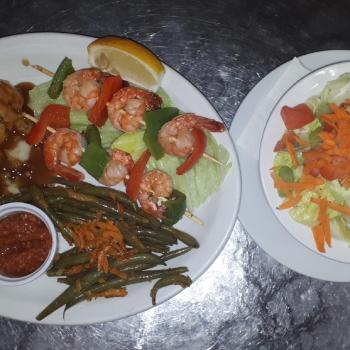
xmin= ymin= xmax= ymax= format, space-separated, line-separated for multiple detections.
xmin=143 ymin=107 xmax=179 ymax=160
xmin=164 ymin=190 xmax=187 ymax=226
xmin=48 ymin=57 xmax=75 ymax=99
xmin=80 ymin=125 xmax=109 ymax=180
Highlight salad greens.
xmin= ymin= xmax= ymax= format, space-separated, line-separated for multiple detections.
xmin=273 ymin=73 xmax=350 ymax=249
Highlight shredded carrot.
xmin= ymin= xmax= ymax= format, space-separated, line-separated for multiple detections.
xmin=311 ymin=197 xmax=350 ymax=217
xmin=317 ymin=199 xmax=331 ymax=247
xmin=278 ymin=193 xmax=302 ymax=209
xmin=312 ymin=225 xmax=325 ymax=253
xmin=93 ymin=288 xmax=128 ymax=298
xmin=285 ymin=136 xmax=298 ymax=167
xmin=69 ymin=219 xmax=133 ymax=274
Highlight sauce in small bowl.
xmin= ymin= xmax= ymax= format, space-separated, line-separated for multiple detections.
xmin=0 ymin=202 xmax=57 ymax=286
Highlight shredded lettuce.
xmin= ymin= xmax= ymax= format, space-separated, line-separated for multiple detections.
xmin=305 ymin=73 xmax=350 ymax=116
xmin=112 ymin=131 xmax=231 ymax=210
xmin=28 ymin=81 xmax=122 ymax=148
xmin=289 ymin=180 xmax=349 ymax=227
xmin=273 ymin=151 xmax=303 ymax=181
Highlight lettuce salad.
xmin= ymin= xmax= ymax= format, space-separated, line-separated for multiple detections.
xmin=273 ymin=73 xmax=350 ymax=245
xmin=29 ymin=81 xmax=231 ymax=211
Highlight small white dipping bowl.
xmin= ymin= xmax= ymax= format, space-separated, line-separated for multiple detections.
xmin=0 ymin=202 xmax=57 ymax=286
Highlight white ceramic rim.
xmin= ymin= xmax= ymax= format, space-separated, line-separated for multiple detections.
xmin=0 ymin=202 xmax=58 ymax=286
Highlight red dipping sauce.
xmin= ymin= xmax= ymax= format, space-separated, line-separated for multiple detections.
xmin=0 ymin=212 xmax=52 ymax=277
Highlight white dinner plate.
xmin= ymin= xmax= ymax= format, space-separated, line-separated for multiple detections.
xmin=231 ymin=51 xmax=350 ymax=282
xmin=260 ymin=61 xmax=350 ymax=264
xmin=0 ymin=33 xmax=241 ymax=324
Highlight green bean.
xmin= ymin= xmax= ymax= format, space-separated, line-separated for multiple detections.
xmin=53 ymin=252 xmax=90 ymax=269
xmin=161 ymin=247 xmax=192 ymax=261
xmin=116 ymin=222 xmax=146 ymax=252
xmin=36 ymin=269 xmax=104 ymax=320
xmin=0 ymin=192 xmax=31 ymax=205
xmin=65 ymin=267 xmax=189 ymax=310
xmin=110 ymin=253 xmax=165 ymax=269
xmin=29 ymin=186 xmax=74 ymax=245
xmin=57 ymin=248 xmax=77 ymax=259
xmin=150 ymin=274 xmax=192 ymax=305
xmin=50 ymin=178 xmax=138 ymax=210
xmin=137 ymin=233 xmax=173 ymax=247
xmin=48 ymin=57 xmax=74 ymax=99
xmin=52 ymin=202 xmax=98 ymax=220
xmin=132 ymin=227 xmax=177 ymax=245
xmin=56 ymin=213 xmax=87 ymax=225
xmin=139 ymin=238 xmax=170 ymax=254
xmin=160 ymin=225 xmax=199 ymax=248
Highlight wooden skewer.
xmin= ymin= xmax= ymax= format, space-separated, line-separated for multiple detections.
xmin=22 ymin=112 xmax=56 ymax=133
xmin=22 ymin=58 xmax=54 ymax=77
xmin=23 ymin=61 xmax=224 ymax=167
xmin=203 ymin=153 xmax=223 ymax=165
xmin=184 ymin=211 xmax=204 ymax=225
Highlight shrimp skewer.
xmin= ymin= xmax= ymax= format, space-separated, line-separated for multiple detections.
xmin=107 ymin=87 xmax=162 ymax=132
xmin=43 ymin=128 xmax=86 ymax=182
xmin=138 ymin=170 xmax=173 ymax=220
xmin=63 ymin=68 xmax=105 ymax=111
xmin=158 ymin=113 xmax=225 ymax=157
xmin=100 ymin=149 xmax=134 ymax=186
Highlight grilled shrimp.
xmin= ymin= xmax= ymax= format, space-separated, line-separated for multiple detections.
xmin=99 ymin=149 xmax=134 ymax=186
xmin=44 ymin=128 xmax=86 ymax=181
xmin=138 ymin=169 xmax=173 ymax=219
xmin=107 ymin=87 xmax=162 ymax=132
xmin=63 ymin=68 xmax=105 ymax=111
xmin=158 ymin=113 xmax=225 ymax=157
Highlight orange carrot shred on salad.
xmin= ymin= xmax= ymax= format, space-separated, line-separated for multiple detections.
xmin=317 ymin=199 xmax=332 ymax=247
xmin=311 ymin=197 xmax=350 ymax=217
xmin=277 ymin=193 xmax=302 ymax=210
xmin=312 ymin=225 xmax=326 ymax=253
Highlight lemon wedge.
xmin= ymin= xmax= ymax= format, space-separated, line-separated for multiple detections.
xmin=88 ymin=37 xmax=165 ymax=91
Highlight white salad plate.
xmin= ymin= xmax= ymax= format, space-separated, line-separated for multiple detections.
xmin=231 ymin=51 xmax=350 ymax=282
xmin=260 ymin=61 xmax=350 ymax=264
xmin=0 ymin=33 xmax=241 ymax=324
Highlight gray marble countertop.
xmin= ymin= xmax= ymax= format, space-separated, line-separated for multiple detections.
xmin=1 ymin=0 xmax=350 ymax=349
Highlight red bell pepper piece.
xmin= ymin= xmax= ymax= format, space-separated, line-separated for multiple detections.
xmin=176 ymin=128 xmax=207 ymax=175
xmin=26 ymin=104 xmax=70 ymax=145
xmin=87 ymin=75 xmax=123 ymax=127
xmin=281 ymin=103 xmax=314 ymax=130
xmin=126 ymin=150 xmax=151 ymax=201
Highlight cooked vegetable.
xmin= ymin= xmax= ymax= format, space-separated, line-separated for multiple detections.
xmin=176 ymin=128 xmax=206 ymax=175
xmin=26 ymin=104 xmax=70 ymax=145
xmin=150 ymin=274 xmax=192 ymax=305
xmin=164 ymin=190 xmax=187 ymax=225
xmin=126 ymin=150 xmax=151 ymax=201
xmin=48 ymin=57 xmax=75 ymax=99
xmin=143 ymin=107 xmax=179 ymax=159
xmin=79 ymin=125 xmax=109 ymax=179
xmin=87 ymin=75 xmax=123 ymax=127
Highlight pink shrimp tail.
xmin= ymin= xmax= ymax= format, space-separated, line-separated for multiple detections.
xmin=54 ymin=164 xmax=85 ymax=182
xmin=196 ymin=116 xmax=226 ymax=132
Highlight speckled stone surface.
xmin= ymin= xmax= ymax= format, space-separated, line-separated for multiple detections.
xmin=1 ymin=0 xmax=350 ymax=349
